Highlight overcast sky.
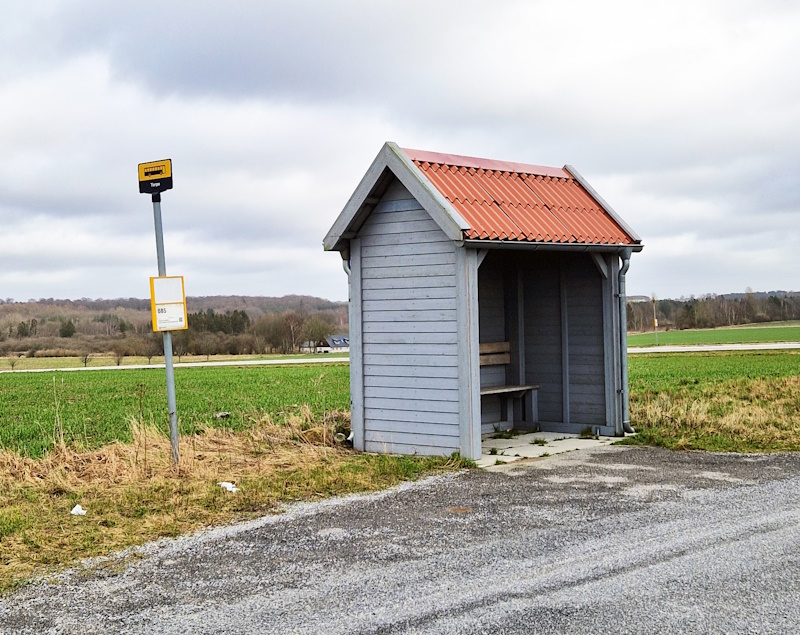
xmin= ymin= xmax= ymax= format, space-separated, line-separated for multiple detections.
xmin=1 ymin=0 xmax=798 ymax=303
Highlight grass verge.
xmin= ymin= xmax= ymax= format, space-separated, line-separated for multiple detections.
xmin=624 ymin=351 xmax=800 ymax=452
xmin=0 ymin=407 xmax=470 ymax=595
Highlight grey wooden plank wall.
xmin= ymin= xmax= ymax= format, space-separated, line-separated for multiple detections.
xmin=523 ymin=253 xmax=607 ymax=428
xmin=523 ymin=255 xmax=563 ymax=423
xmin=358 ymin=179 xmax=460 ymax=456
xmin=565 ymin=256 xmax=606 ymax=424
xmin=478 ymin=257 xmax=506 ymax=431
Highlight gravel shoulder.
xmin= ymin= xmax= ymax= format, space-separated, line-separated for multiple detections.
xmin=4 ymin=445 xmax=800 ymax=634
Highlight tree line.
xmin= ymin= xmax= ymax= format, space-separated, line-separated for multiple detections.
xmin=1 ymin=296 xmax=347 ymax=361
xmin=171 ymin=310 xmax=339 ymax=358
xmin=627 ymin=291 xmax=800 ymax=332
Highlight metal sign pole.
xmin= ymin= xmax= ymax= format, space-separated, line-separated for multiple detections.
xmin=152 ymin=192 xmax=180 ymax=464
xmin=652 ymin=294 xmax=659 ymax=347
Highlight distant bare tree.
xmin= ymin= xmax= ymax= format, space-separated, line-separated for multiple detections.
xmin=112 ymin=342 xmax=130 ymax=366
xmin=172 ymin=330 xmax=189 ymax=362
xmin=80 ymin=351 xmax=91 ymax=367
xmin=145 ymin=334 xmax=162 ymax=364
xmin=252 ymin=314 xmax=290 ymax=353
xmin=283 ymin=310 xmax=307 ymax=353
xmin=302 ymin=314 xmax=335 ymax=352
xmin=195 ymin=332 xmax=220 ymax=360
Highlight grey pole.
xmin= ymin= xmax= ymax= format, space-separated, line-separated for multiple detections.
xmin=152 ymin=192 xmax=180 ymax=464
xmin=619 ymin=248 xmax=634 ymax=435
xmin=652 ymin=294 xmax=659 ymax=346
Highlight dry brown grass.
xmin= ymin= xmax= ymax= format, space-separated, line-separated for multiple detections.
xmin=629 ymin=377 xmax=800 ymax=451
xmin=0 ymin=407 xmax=465 ymax=594
xmin=1 ymin=406 xmax=342 ymax=486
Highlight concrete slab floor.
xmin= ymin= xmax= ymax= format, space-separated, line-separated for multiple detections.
xmin=477 ymin=431 xmax=618 ymax=468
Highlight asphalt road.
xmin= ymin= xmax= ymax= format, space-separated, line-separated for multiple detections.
xmin=3 ymin=446 xmax=800 ymax=634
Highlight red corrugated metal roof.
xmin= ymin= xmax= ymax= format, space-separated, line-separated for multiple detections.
xmin=402 ymin=148 xmax=636 ymax=245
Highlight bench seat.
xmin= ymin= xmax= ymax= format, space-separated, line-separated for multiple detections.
xmin=480 ymin=384 xmax=537 ymax=397
xmin=479 ymin=341 xmax=538 ymax=429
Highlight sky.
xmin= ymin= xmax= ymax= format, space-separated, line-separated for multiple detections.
xmin=1 ymin=0 xmax=798 ymax=304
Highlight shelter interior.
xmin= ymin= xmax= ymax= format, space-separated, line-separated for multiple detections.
xmin=477 ymin=248 xmax=621 ymax=436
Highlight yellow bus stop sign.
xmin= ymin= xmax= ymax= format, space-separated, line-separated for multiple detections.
xmin=138 ymin=159 xmax=173 ymax=194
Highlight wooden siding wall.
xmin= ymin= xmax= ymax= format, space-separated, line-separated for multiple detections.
xmin=564 ymin=256 xmax=606 ymax=425
xmin=478 ymin=256 xmax=506 ymax=430
xmin=523 ymin=253 xmax=607 ymax=430
xmin=356 ymin=179 xmax=461 ymax=455
xmin=523 ymin=254 xmax=563 ymax=423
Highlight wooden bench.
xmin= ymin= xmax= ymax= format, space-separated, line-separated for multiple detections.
xmin=479 ymin=342 xmax=537 ymax=429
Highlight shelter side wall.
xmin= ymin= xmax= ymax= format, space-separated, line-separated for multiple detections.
xmin=357 ymin=180 xmax=460 ymax=456
xmin=565 ymin=256 xmax=606 ymax=425
xmin=523 ymin=255 xmax=563 ymax=422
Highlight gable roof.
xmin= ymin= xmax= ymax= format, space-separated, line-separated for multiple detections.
xmin=323 ymin=142 xmax=641 ymax=252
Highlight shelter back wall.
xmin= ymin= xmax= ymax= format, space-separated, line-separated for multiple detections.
xmin=523 ymin=252 xmax=606 ymax=429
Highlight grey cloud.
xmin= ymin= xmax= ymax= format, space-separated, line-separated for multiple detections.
xmin=1 ymin=1 xmax=799 ymax=301
xmin=51 ymin=1 xmax=451 ymax=101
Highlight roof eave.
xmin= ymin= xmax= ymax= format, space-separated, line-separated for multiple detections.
xmin=563 ymin=164 xmax=643 ymax=245
xmin=323 ymin=142 xmax=469 ymax=252
xmin=462 ymin=239 xmax=644 ymax=253
xmin=323 ymin=149 xmax=393 ymax=252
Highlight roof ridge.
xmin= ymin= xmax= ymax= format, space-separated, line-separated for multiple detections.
xmin=401 ymin=147 xmax=569 ymax=179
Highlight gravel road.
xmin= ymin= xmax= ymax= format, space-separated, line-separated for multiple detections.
xmin=3 ymin=446 xmax=800 ymax=634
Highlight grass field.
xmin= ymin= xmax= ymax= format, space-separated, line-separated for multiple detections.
xmin=2 ymin=351 xmax=799 ymax=593
xmin=626 ymin=350 xmax=800 ymax=451
xmin=0 ymin=364 xmax=351 ymax=458
xmin=0 ymin=361 xmax=473 ymax=594
xmin=627 ymin=322 xmax=800 ymax=347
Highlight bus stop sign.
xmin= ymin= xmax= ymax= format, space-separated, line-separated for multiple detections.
xmin=138 ymin=159 xmax=173 ymax=194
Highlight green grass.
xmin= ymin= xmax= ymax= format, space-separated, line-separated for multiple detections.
xmin=0 ymin=361 xmax=473 ymax=594
xmin=628 ymin=350 xmax=799 ymax=388
xmin=627 ymin=322 xmax=800 ymax=347
xmin=0 ymin=363 xmax=350 ymax=458
xmin=625 ymin=351 xmax=800 ymax=452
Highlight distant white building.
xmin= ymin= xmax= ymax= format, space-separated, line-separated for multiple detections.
xmin=326 ymin=335 xmax=349 ymax=353
xmin=299 ymin=335 xmax=349 ymax=354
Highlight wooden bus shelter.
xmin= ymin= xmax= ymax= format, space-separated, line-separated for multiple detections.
xmin=324 ymin=143 xmax=642 ymax=460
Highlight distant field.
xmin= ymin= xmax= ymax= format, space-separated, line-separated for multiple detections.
xmin=0 ymin=363 xmax=351 ymax=458
xmin=3 ymin=351 xmax=799 ymax=458
xmin=627 ymin=322 xmax=800 ymax=347
xmin=0 ymin=352 xmax=344 ymax=372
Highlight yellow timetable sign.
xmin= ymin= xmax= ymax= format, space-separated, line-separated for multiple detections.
xmin=138 ymin=159 xmax=173 ymax=194
xmin=150 ymin=276 xmax=188 ymax=332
